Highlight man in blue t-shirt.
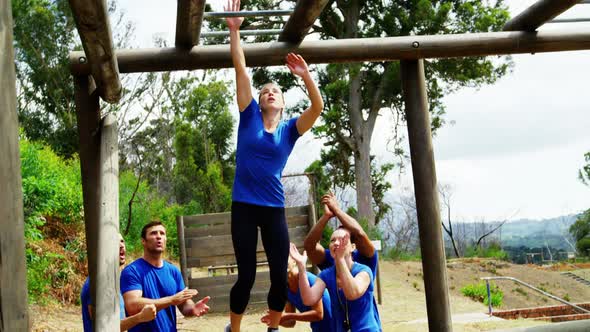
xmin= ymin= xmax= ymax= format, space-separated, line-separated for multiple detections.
xmin=81 ymin=233 xmax=156 ymax=331
xmin=304 ymin=192 xmax=378 ymax=278
xmin=292 ymin=231 xmax=381 ymax=331
xmin=261 ymin=255 xmax=332 ymax=331
xmin=121 ymin=221 xmax=210 ymax=332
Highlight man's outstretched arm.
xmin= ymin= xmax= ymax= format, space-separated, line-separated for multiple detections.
xmin=304 ymin=203 xmax=333 ymax=266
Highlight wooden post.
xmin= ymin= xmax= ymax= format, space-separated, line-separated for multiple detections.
xmin=94 ymin=114 xmax=120 ymax=331
xmin=175 ymin=0 xmax=206 ymax=48
xmin=279 ymin=0 xmax=330 ymax=44
xmin=70 ymin=29 xmax=590 ymax=74
xmin=0 ymin=0 xmax=30 ymax=329
xmin=177 ymin=215 xmax=189 ymax=286
xmin=504 ymin=0 xmax=582 ymax=32
xmin=401 ymin=59 xmax=452 ymax=332
xmin=73 ymin=74 xmax=102 ymax=330
xmin=68 ymin=0 xmax=121 ymax=103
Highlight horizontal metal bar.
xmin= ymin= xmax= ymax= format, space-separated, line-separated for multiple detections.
xmin=203 ymin=10 xmax=293 ymax=18
xmin=549 ymin=18 xmax=590 ymax=23
xmin=69 ymin=29 xmax=590 ymax=74
xmin=201 ymin=29 xmax=283 ymax=37
xmin=481 ymin=276 xmax=590 ymax=314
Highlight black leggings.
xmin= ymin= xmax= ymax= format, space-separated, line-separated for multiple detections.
xmin=229 ymin=201 xmax=290 ymax=314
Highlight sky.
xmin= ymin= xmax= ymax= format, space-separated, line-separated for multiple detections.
xmin=116 ymin=0 xmax=590 ymax=221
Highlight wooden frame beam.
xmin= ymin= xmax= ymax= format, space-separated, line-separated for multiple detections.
xmin=70 ymin=29 xmax=590 ymax=74
xmin=94 ymin=114 xmax=120 ymax=330
xmin=74 ymin=75 xmax=119 ymax=331
xmin=69 ymin=0 xmax=121 ymax=103
xmin=401 ymin=59 xmax=451 ymax=332
xmin=503 ymin=0 xmax=583 ymax=32
xmin=1 ymin=0 xmax=30 ymax=328
xmin=175 ymin=0 xmax=206 ymax=49
xmin=278 ymin=0 xmax=330 ymax=44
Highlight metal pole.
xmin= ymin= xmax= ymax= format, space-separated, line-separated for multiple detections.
xmin=203 ymin=9 xmax=293 ymax=18
xmin=201 ymin=29 xmax=283 ymax=37
xmin=481 ymin=276 xmax=590 ymax=314
xmin=549 ymin=18 xmax=590 ymax=23
xmin=486 ymin=280 xmax=493 ymax=315
xmin=0 ymin=0 xmax=30 ymax=328
xmin=401 ymin=59 xmax=452 ymax=332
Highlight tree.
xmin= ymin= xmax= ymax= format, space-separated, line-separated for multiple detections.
xmin=173 ymin=80 xmax=235 ymax=212
xmin=12 ymin=0 xmax=162 ymax=159
xmin=439 ymin=184 xmax=460 ymax=257
xmin=242 ymin=0 xmax=512 ymax=226
xmin=12 ymin=0 xmax=78 ymax=157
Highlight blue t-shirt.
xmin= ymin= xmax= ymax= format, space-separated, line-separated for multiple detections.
xmin=81 ymin=277 xmax=125 ymax=332
xmin=120 ymin=259 xmax=185 ymax=332
xmin=287 ymin=272 xmax=333 ymax=332
xmin=232 ymin=98 xmax=301 ymax=207
xmin=318 ymin=263 xmax=381 ymax=332
xmin=319 ymin=249 xmax=379 ymax=281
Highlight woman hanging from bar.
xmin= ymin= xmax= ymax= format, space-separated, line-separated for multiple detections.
xmin=223 ymin=0 xmax=325 ymax=331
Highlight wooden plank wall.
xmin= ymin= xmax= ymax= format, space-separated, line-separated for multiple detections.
xmin=179 ymin=205 xmax=312 ymax=312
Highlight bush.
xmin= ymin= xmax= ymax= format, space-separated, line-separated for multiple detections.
xmin=464 ymin=243 xmax=508 ymax=260
xmin=461 ymin=282 xmax=503 ymax=307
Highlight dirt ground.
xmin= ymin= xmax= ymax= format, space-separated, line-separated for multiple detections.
xmin=32 ymin=259 xmax=590 ymax=331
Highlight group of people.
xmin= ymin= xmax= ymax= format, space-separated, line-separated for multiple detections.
xmin=81 ymin=222 xmax=210 ymax=332
xmin=82 ymin=0 xmax=382 ymax=330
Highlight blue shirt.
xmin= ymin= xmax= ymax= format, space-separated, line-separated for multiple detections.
xmin=319 ymin=249 xmax=379 ymax=281
xmin=287 ymin=272 xmax=333 ymax=332
xmin=318 ymin=263 xmax=381 ymax=332
xmin=120 ymin=259 xmax=185 ymax=332
xmin=232 ymin=99 xmax=300 ymax=207
xmin=81 ymin=277 xmax=125 ymax=332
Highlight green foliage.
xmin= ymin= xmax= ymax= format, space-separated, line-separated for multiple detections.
xmin=461 ymin=282 xmax=503 ymax=307
xmin=570 ymin=209 xmax=590 ymax=255
xmin=576 ymin=238 xmax=590 ymax=257
xmin=20 ymin=138 xmax=83 ymax=239
xmin=173 ymin=80 xmax=235 ymax=212
xmin=464 ymin=243 xmax=508 ymax=260
xmin=12 ymin=0 xmax=79 ymax=157
xmin=119 ymin=170 xmax=202 ymax=257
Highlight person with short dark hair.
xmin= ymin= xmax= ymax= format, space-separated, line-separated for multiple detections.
xmin=121 ymin=221 xmax=210 ymax=332
xmin=81 ymin=233 xmax=156 ymax=331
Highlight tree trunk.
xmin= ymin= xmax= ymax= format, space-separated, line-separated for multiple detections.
xmin=354 ymin=137 xmax=375 ymax=226
xmin=347 ymin=67 xmax=375 ymax=226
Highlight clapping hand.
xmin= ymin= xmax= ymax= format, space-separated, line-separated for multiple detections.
xmin=191 ymin=296 xmax=211 ymax=317
xmin=171 ymin=287 xmax=198 ymax=306
xmin=289 ymin=243 xmax=307 ymax=267
xmin=138 ymin=304 xmax=156 ymax=323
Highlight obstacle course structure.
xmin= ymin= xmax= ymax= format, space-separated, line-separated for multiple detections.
xmin=2 ymin=0 xmax=590 ymax=331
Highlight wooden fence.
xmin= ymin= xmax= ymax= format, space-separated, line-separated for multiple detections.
xmin=177 ymin=205 xmax=315 ymax=312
